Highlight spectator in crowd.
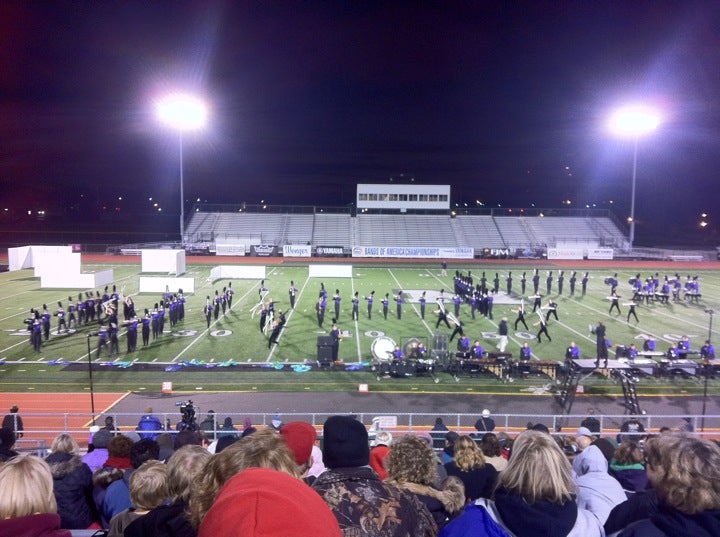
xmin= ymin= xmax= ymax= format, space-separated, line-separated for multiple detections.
xmin=84 ymin=429 xmax=112 ymax=473
xmin=2 ymin=405 xmax=24 ymax=438
xmin=444 ymin=435 xmax=498 ymax=503
xmin=615 ymin=434 xmax=720 ymax=537
xmin=312 ymin=415 xmax=437 ymax=536
xmin=270 ymin=414 xmax=284 ymax=432
xmin=97 ymin=438 xmax=160 ymax=527
xmin=386 ymin=434 xmax=465 ymax=530
xmin=573 ymin=444 xmax=627 ymax=525
xmin=480 ymin=433 xmax=507 ymax=472
xmin=125 ymin=445 xmax=211 ymax=537
xmin=430 ymin=417 xmax=449 ymax=450
xmin=174 ymin=430 xmax=204 ymax=450
xmin=609 ymin=441 xmax=649 ymax=495
xmin=198 ymin=410 xmax=217 ymax=440
xmin=0 ymin=426 xmax=19 ymax=462
xmin=102 ymin=416 xmax=119 ymax=435
xmin=575 ymin=427 xmax=596 ymax=451
xmin=136 ymin=407 xmax=163 ymax=441
xmin=442 ymin=430 xmax=604 ymax=537
xmin=197 ymin=467 xmax=341 ymax=537
xmin=108 ymin=460 xmax=167 ymax=537
xmin=280 ymin=421 xmax=319 ymax=483
xmin=474 ymin=409 xmax=496 ymax=433
xmin=45 ymin=434 xmax=98 ymax=530
xmin=619 ymin=417 xmax=646 ymax=444
xmin=214 ymin=435 xmax=239 ymax=454
xmin=189 ymin=428 xmax=301 ymax=529
xmin=0 ymin=455 xmax=71 ymax=537
xmin=217 ymin=417 xmax=239 ymax=439
xmin=442 ymin=431 xmax=459 ymax=464
xmin=156 ymin=432 xmax=175 ymax=462
xmin=369 ymin=431 xmax=393 ymax=480
xmin=580 ymin=408 xmax=601 ymax=435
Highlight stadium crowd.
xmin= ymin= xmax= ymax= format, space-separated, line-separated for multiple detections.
xmin=0 ymin=410 xmax=719 ymax=537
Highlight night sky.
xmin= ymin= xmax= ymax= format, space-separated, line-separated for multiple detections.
xmin=2 ymin=2 xmax=719 ymax=243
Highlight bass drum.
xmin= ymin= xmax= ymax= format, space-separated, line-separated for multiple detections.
xmin=371 ymin=336 xmax=397 ymax=362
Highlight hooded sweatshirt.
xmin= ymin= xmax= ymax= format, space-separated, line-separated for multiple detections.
xmin=573 ymin=445 xmax=627 ymax=524
xmin=619 ymin=503 xmax=720 ymax=537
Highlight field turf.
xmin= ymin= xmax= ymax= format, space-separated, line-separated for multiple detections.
xmin=0 ymin=259 xmax=718 ymax=395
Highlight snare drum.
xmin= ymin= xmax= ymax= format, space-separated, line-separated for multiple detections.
xmin=371 ymin=336 xmax=397 ymax=362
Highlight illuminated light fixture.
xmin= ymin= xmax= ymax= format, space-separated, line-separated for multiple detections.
xmin=608 ymin=104 xmax=661 ymax=249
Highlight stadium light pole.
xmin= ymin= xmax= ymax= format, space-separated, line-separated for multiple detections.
xmin=155 ymin=93 xmax=208 ymax=246
xmin=607 ymin=105 xmax=661 ymax=250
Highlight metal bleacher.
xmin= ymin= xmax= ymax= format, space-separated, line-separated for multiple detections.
xmin=184 ymin=208 xmax=628 ymax=253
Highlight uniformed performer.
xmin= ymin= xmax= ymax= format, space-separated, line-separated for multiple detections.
xmin=226 ymin=282 xmax=234 ymax=309
xmin=569 ymin=271 xmax=577 ymax=297
xmin=55 ymin=302 xmax=67 ymax=334
xmin=41 ymin=305 xmax=51 ymax=341
xmin=471 ymin=340 xmax=485 ymax=359
xmin=268 ymin=317 xmax=283 ymax=348
xmin=506 ymin=272 xmax=513 ymax=295
xmin=534 ymin=311 xmax=551 ymax=343
xmin=333 ymin=290 xmax=342 ymax=321
xmin=530 ymin=293 xmax=543 ymax=312
xmin=95 ymin=323 xmax=109 ymax=358
xmin=365 ymin=291 xmax=374 ymax=319
xmin=520 ymin=271 xmax=527 ymax=295
xmin=581 ymin=272 xmax=589 ymax=297
xmin=67 ymin=297 xmax=77 ymax=329
xmin=394 ymin=292 xmax=404 ymax=320
xmin=435 ymin=299 xmax=452 ymax=329
xmin=544 ymin=299 xmax=558 ymax=322
xmin=625 ymin=301 xmax=639 ymax=323
xmin=316 ymin=295 xmax=327 ymax=328
xmin=382 ymin=294 xmax=389 ymax=320
xmin=419 ymin=291 xmax=427 ymax=319
xmin=288 ymin=281 xmax=297 ymax=309
xmin=259 ymin=302 xmax=268 ymax=332
xmin=513 ymin=302 xmax=529 ymax=331
xmin=330 ymin=322 xmax=341 ymax=361
xmin=203 ymin=298 xmax=213 ymax=329
xmin=124 ymin=317 xmax=138 ymax=353
xmin=545 ymin=271 xmax=553 ymax=296
xmin=351 ymin=292 xmax=359 ymax=321
xmin=565 ymin=341 xmax=580 ymax=360
xmin=449 ymin=315 xmax=465 ymax=342
xmin=557 ymin=271 xmax=565 ymax=296
xmin=608 ymin=291 xmax=622 ymax=315
xmin=142 ymin=309 xmax=151 ymax=346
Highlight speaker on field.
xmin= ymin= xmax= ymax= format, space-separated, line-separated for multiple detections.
xmin=317 ymin=336 xmax=334 ymax=366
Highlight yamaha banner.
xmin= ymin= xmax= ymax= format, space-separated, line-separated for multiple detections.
xmin=315 ymin=246 xmax=346 ymax=258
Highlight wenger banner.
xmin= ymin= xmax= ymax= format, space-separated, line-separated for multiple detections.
xmin=283 ymin=244 xmax=312 ymax=257
xmin=351 ymin=246 xmax=473 ymax=259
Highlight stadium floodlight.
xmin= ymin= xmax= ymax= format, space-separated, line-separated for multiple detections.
xmin=155 ymin=93 xmax=208 ymax=245
xmin=608 ymin=105 xmax=661 ymax=250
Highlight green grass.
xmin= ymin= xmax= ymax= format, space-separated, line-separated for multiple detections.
xmin=0 ymin=262 xmax=718 ymax=395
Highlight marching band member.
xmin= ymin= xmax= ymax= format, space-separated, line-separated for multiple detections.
xmin=394 ymin=291 xmax=403 ymax=320
xmin=333 ymin=289 xmax=342 ymax=321
xmin=351 ymin=292 xmax=359 ymax=321
xmin=364 ymin=291 xmax=374 ymax=319
xmin=288 ymin=280 xmax=298 ymax=309
xmin=513 ymin=301 xmax=529 ymax=331
xmin=435 ymin=299 xmax=452 ymax=329
xmin=471 ymin=340 xmax=485 ymax=359
xmin=608 ymin=291 xmax=622 ymax=315
xmin=534 ymin=311 xmax=551 ymax=343
xmin=544 ymin=299 xmax=558 ymax=322
xmin=449 ymin=314 xmax=464 ymax=341
xmin=419 ymin=291 xmax=426 ymax=319
xmin=565 ymin=341 xmax=580 ymax=360
xmin=381 ymin=293 xmax=389 ymax=320
xmin=624 ymin=300 xmax=639 ymax=323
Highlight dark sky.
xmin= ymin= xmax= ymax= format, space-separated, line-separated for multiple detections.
xmin=1 ymin=1 xmax=719 ymax=242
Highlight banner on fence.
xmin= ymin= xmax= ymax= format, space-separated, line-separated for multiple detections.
xmin=283 ymin=244 xmax=312 ymax=257
xmin=587 ymin=248 xmax=614 ymax=260
xmin=351 ymin=246 xmax=473 ymax=259
xmin=547 ymin=248 xmax=584 ymax=260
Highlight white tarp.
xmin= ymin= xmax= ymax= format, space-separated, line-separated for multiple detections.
xmin=139 ymin=276 xmax=195 ymax=294
xmin=210 ymin=265 xmax=266 ymax=281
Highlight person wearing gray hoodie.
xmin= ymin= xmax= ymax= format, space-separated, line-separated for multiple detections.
xmin=573 ymin=444 xmax=627 ymax=525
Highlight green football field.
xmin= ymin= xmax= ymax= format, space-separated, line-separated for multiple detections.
xmin=0 ymin=260 xmax=718 ymax=394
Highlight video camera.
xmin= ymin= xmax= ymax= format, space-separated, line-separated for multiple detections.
xmin=175 ymin=400 xmax=198 ymax=432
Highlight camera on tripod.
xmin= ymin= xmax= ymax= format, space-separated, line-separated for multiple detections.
xmin=175 ymin=400 xmax=198 ymax=431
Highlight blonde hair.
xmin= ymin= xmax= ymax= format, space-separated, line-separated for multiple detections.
xmin=129 ymin=460 xmax=169 ymax=511
xmin=50 ymin=433 xmax=80 ymax=456
xmin=188 ymin=428 xmax=300 ymax=528
xmin=499 ymin=430 xmax=575 ymax=504
xmin=645 ymin=434 xmax=720 ymax=514
xmin=0 ymin=455 xmax=57 ymax=518
xmin=167 ymin=445 xmax=212 ymax=502
xmin=386 ymin=434 xmax=438 ymax=486
xmin=453 ymin=435 xmax=486 ymax=472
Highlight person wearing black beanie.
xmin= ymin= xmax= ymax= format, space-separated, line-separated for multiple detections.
xmin=313 ymin=415 xmax=436 ymax=536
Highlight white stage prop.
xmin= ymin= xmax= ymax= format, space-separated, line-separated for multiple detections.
xmin=34 ymin=252 xmax=81 ymax=278
xmin=139 ymin=277 xmax=195 ymax=294
xmin=41 ymin=269 xmax=114 ymax=289
xmin=309 ymin=264 xmax=353 ymax=278
xmin=8 ymin=245 xmax=72 ymax=271
xmin=141 ymin=249 xmax=186 ymax=275
xmin=210 ymin=265 xmax=266 ymax=281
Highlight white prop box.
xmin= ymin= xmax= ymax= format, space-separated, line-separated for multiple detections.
xmin=41 ymin=269 xmax=114 ymax=289
xmin=34 ymin=252 xmax=81 ymax=278
xmin=139 ymin=277 xmax=195 ymax=294
xmin=141 ymin=250 xmax=186 ymax=275
xmin=210 ymin=265 xmax=266 ymax=282
xmin=8 ymin=245 xmax=72 ymax=271
xmin=309 ymin=264 xmax=353 ymax=278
